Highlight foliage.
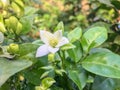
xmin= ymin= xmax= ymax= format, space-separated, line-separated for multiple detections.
xmin=0 ymin=0 xmax=120 ymax=90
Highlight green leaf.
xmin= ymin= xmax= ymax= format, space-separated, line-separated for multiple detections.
xmin=92 ymin=76 xmax=115 ymax=90
xmin=19 ymin=43 xmax=38 ymax=57
xmin=20 ymin=12 xmax=36 ymax=34
xmin=24 ymin=69 xmax=42 ymax=85
xmin=111 ymin=0 xmax=120 ymax=9
xmin=82 ymin=52 xmax=120 ymax=78
xmin=67 ymin=27 xmax=82 ymax=43
xmin=61 ymin=43 xmax=76 ymax=50
xmin=67 ymin=42 xmax=82 ymax=62
xmin=18 ymin=43 xmax=39 ymax=63
xmin=20 ymin=18 xmax=32 ymax=34
xmin=42 ymin=77 xmax=55 ymax=89
xmin=89 ymin=48 xmax=112 ymax=54
xmin=81 ymin=27 xmax=107 ymax=53
xmin=68 ymin=66 xmax=87 ymax=90
xmin=24 ymin=57 xmax=48 ymax=85
xmin=32 ymin=40 xmax=43 ymax=45
xmin=0 ymin=58 xmax=32 ymax=87
xmin=54 ymin=21 xmax=64 ymax=32
xmin=90 ymin=22 xmax=111 ymax=33
xmin=25 ymin=6 xmax=38 ymax=15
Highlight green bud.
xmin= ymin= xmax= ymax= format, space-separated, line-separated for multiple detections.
xmin=11 ymin=2 xmax=23 ymax=17
xmin=2 ymin=10 xmax=8 ymax=18
xmin=0 ymin=15 xmax=3 ymax=22
xmin=16 ymin=22 xmax=22 ymax=35
xmin=0 ymin=22 xmax=7 ymax=33
xmin=5 ymin=18 xmax=10 ymax=28
xmin=7 ymin=43 xmax=19 ymax=54
xmin=35 ymin=86 xmax=45 ymax=90
xmin=14 ymin=0 xmax=24 ymax=8
xmin=9 ymin=16 xmax=18 ymax=31
xmin=48 ymin=53 xmax=55 ymax=62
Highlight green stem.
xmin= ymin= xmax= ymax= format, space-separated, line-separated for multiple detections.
xmin=62 ymin=51 xmax=66 ymax=68
xmin=58 ymin=51 xmax=65 ymax=69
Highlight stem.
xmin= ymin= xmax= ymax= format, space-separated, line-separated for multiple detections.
xmin=62 ymin=51 xmax=65 ymax=61
xmin=58 ymin=51 xmax=65 ymax=69
xmin=62 ymin=51 xmax=66 ymax=68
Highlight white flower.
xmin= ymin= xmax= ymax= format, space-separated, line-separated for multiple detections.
xmin=36 ymin=30 xmax=69 ymax=57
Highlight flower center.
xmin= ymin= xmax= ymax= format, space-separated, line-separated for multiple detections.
xmin=49 ymin=38 xmax=58 ymax=47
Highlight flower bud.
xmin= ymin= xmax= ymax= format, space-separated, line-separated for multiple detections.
xmin=14 ymin=0 xmax=24 ymax=8
xmin=5 ymin=18 xmax=10 ymax=28
xmin=0 ymin=22 xmax=7 ymax=33
xmin=48 ymin=53 xmax=55 ymax=62
xmin=16 ymin=22 xmax=22 ymax=35
xmin=35 ymin=86 xmax=45 ymax=90
xmin=11 ymin=2 xmax=23 ymax=17
xmin=19 ymin=75 xmax=24 ymax=81
xmin=7 ymin=43 xmax=19 ymax=54
xmin=2 ymin=10 xmax=8 ymax=18
xmin=9 ymin=16 xmax=18 ymax=31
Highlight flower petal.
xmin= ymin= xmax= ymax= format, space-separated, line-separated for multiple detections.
xmin=40 ymin=30 xmax=54 ymax=45
xmin=48 ymin=46 xmax=59 ymax=53
xmin=54 ymin=30 xmax=62 ymax=40
xmin=56 ymin=37 xmax=69 ymax=47
xmin=36 ymin=45 xmax=49 ymax=57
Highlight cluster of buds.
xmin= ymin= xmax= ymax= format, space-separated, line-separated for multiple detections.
xmin=0 ymin=0 xmax=24 ymax=17
xmin=5 ymin=16 xmax=23 ymax=35
xmin=0 ymin=0 xmax=24 ymax=35
xmin=11 ymin=0 xmax=24 ymax=17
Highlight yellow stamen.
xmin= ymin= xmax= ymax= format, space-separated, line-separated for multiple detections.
xmin=43 ymin=31 xmax=58 ymax=47
xmin=49 ymin=38 xmax=58 ymax=47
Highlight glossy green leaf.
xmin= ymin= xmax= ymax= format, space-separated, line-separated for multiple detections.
xmin=18 ymin=43 xmax=39 ymax=64
xmin=24 ymin=68 xmax=43 ymax=85
xmin=24 ymin=56 xmax=48 ymax=85
xmin=67 ymin=42 xmax=82 ymax=62
xmin=67 ymin=27 xmax=82 ymax=43
xmin=92 ymin=76 xmax=115 ymax=90
xmin=20 ymin=12 xmax=36 ymax=34
xmin=0 ymin=58 xmax=32 ymax=87
xmin=20 ymin=19 xmax=32 ymax=34
xmin=90 ymin=22 xmax=111 ymax=33
xmin=68 ymin=66 xmax=87 ymax=90
xmin=61 ymin=43 xmax=76 ymax=50
xmin=81 ymin=27 xmax=107 ymax=53
xmin=89 ymin=48 xmax=112 ymax=54
xmin=82 ymin=52 xmax=120 ymax=78
xmin=19 ymin=43 xmax=39 ymax=57
xmin=25 ymin=6 xmax=38 ymax=15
